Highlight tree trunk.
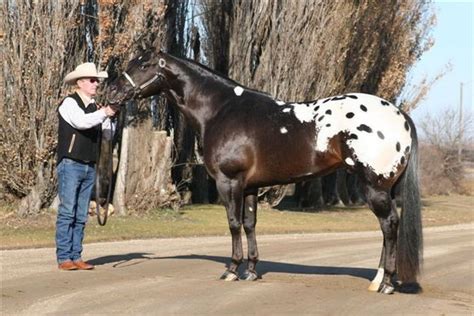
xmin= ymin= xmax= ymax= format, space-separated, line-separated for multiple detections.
xmin=124 ymin=120 xmax=175 ymax=213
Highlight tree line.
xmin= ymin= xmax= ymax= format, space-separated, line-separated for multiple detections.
xmin=2 ymin=0 xmax=449 ymax=217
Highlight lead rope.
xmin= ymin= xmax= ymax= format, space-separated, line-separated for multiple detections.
xmin=95 ymin=115 xmax=118 ymax=226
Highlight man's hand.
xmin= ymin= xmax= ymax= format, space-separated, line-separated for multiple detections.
xmin=103 ymin=105 xmax=120 ymax=117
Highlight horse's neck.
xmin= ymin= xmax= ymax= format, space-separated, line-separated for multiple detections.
xmin=168 ymin=58 xmax=233 ymax=134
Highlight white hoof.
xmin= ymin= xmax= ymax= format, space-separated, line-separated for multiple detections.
xmin=240 ymin=270 xmax=258 ymax=281
xmin=220 ymin=271 xmax=239 ymax=281
xmin=368 ymin=268 xmax=385 ymax=292
xmin=368 ymin=281 xmax=381 ymax=292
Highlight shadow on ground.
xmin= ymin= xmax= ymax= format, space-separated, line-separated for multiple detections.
xmin=89 ymin=253 xmax=376 ymax=281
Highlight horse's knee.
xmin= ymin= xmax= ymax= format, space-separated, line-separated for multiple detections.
xmin=243 ymin=225 xmax=254 ymax=235
xmin=243 ymin=221 xmax=256 ymax=234
xmin=228 ymin=219 xmax=242 ymax=234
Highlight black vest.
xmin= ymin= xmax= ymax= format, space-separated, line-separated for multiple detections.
xmin=57 ymin=92 xmax=101 ymax=164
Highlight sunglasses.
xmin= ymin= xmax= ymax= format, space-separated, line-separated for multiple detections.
xmin=81 ymin=78 xmax=100 ymax=84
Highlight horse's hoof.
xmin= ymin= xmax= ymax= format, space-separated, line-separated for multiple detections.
xmin=378 ymin=283 xmax=395 ymax=295
xmin=240 ymin=270 xmax=258 ymax=281
xmin=220 ymin=270 xmax=239 ymax=281
xmin=368 ymin=282 xmax=381 ymax=292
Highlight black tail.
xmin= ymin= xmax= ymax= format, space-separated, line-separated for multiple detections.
xmin=396 ymin=114 xmax=423 ymax=284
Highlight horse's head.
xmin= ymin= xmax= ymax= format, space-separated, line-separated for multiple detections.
xmin=107 ymin=50 xmax=172 ymax=105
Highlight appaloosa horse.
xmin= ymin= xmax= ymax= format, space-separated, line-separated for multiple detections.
xmin=106 ymin=50 xmax=422 ymax=294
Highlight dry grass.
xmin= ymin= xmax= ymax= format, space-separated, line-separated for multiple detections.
xmin=0 ymin=195 xmax=472 ymax=250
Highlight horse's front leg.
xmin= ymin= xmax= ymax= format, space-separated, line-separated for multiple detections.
xmin=241 ymin=192 xmax=259 ymax=281
xmin=216 ymin=177 xmax=244 ymax=281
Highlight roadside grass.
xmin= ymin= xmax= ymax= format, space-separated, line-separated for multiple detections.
xmin=0 ymin=195 xmax=472 ymax=250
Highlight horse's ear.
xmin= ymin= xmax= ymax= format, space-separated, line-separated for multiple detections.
xmin=157 ymin=46 xmax=167 ymax=54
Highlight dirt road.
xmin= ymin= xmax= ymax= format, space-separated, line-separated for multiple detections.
xmin=2 ymin=224 xmax=473 ymax=315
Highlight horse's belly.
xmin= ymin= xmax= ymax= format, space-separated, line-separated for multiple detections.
xmin=247 ymin=137 xmax=341 ymax=187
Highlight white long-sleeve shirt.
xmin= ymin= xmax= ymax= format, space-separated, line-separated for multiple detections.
xmin=58 ymin=93 xmax=116 ymax=140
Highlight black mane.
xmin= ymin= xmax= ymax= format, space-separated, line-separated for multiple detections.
xmin=165 ymin=53 xmax=273 ymax=100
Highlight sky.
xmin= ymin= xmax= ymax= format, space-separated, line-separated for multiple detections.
xmin=408 ymin=1 xmax=473 ymax=129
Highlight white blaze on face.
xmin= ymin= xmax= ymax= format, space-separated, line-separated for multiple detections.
xmin=234 ymin=86 xmax=244 ymax=96
xmin=280 ymin=127 xmax=288 ymax=134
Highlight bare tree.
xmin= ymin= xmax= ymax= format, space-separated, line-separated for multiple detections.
xmin=95 ymin=0 xmax=181 ymax=214
xmin=1 ymin=0 xmax=439 ymax=215
xmin=419 ymin=108 xmax=473 ymax=194
xmin=399 ymin=63 xmax=451 ymax=112
xmin=1 ymin=1 xmax=85 ymax=215
xmin=1 ymin=0 xmax=179 ymax=215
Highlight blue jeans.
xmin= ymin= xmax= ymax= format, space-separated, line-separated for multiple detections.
xmin=56 ymin=158 xmax=96 ymax=264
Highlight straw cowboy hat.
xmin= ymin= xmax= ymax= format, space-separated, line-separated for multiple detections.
xmin=64 ymin=62 xmax=108 ymax=84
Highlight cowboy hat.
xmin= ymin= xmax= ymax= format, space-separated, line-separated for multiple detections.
xmin=64 ymin=62 xmax=108 ymax=84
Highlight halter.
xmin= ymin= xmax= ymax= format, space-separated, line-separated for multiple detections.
xmin=123 ymin=71 xmax=160 ymax=96
xmin=122 ymin=58 xmax=166 ymax=97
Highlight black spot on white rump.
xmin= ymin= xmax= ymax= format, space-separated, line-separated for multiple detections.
xmin=404 ymin=121 xmax=410 ymax=131
xmin=318 ymin=115 xmax=325 ymax=122
xmin=346 ymin=112 xmax=355 ymax=119
xmin=377 ymin=131 xmax=385 ymax=139
xmin=396 ymin=142 xmax=401 ymax=152
xmin=381 ymin=100 xmax=390 ymax=106
xmin=326 ymin=109 xmax=332 ymax=115
xmin=360 ymin=104 xmax=367 ymax=112
xmin=357 ymin=124 xmax=372 ymax=133
xmin=346 ymin=95 xmax=358 ymax=99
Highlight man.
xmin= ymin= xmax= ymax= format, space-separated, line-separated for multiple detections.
xmin=56 ymin=62 xmax=118 ymax=271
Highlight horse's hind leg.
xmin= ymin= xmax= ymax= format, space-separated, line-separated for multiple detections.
xmin=216 ymin=176 xmax=244 ymax=281
xmin=368 ymin=243 xmax=386 ymax=292
xmin=241 ymin=192 xmax=259 ymax=281
xmin=365 ymin=185 xmax=399 ymax=294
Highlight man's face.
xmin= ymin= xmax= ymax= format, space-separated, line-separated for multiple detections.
xmin=77 ymin=77 xmax=100 ymax=97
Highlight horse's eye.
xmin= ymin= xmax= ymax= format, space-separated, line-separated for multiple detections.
xmin=140 ymin=64 xmax=148 ymax=70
